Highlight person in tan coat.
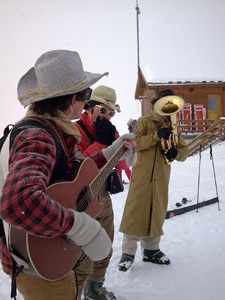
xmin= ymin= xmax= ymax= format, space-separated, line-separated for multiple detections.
xmin=118 ymin=89 xmax=189 ymax=272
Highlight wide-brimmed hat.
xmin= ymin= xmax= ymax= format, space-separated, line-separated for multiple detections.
xmin=17 ymin=50 xmax=109 ymax=107
xmin=85 ymin=85 xmax=121 ymax=112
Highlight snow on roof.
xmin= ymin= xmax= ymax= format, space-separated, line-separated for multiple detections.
xmin=147 ymin=80 xmax=225 ymax=87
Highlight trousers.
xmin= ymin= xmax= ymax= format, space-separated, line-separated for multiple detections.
xmin=16 ymin=270 xmax=76 ymax=300
xmin=122 ymin=234 xmax=161 ymax=255
xmin=75 ymin=183 xmax=114 ymax=298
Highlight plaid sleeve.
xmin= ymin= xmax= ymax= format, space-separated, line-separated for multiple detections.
xmin=90 ymin=151 xmax=107 ymax=169
xmin=0 ymin=127 xmax=74 ymax=238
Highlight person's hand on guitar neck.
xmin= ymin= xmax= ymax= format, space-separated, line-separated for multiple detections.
xmin=67 ymin=211 xmax=111 ymax=261
xmin=102 ymin=133 xmax=136 ymax=167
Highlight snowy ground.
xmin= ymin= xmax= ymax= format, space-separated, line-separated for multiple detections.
xmin=1 ymin=141 xmax=225 ymax=300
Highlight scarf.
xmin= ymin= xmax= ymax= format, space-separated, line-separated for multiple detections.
xmin=26 ymin=109 xmax=81 ymax=144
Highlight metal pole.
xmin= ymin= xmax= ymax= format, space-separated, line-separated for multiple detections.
xmin=135 ymin=0 xmax=141 ymax=68
xmin=196 ymin=144 xmax=202 ymax=213
xmin=210 ymin=144 xmax=221 ymax=211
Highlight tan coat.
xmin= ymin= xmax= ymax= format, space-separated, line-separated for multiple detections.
xmin=119 ymin=111 xmax=188 ymax=237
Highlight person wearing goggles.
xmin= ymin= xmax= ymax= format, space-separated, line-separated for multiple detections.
xmin=95 ymin=105 xmax=116 ymax=118
xmin=73 ymin=85 xmax=136 ymax=300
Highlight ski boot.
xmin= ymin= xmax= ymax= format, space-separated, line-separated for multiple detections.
xmin=143 ymin=249 xmax=171 ymax=265
xmin=118 ymin=253 xmax=135 ymax=272
xmin=83 ymin=279 xmax=116 ymax=300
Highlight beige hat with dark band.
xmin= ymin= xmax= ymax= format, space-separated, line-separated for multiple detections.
xmin=86 ymin=85 xmax=121 ymax=112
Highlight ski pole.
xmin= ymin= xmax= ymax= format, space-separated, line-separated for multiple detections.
xmin=210 ymin=144 xmax=221 ymax=211
xmin=196 ymin=144 xmax=202 ymax=213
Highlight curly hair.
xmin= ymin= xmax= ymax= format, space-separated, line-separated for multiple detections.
xmin=30 ymin=94 xmax=73 ymax=117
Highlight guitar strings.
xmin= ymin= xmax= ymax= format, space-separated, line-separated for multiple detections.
xmin=75 ymin=142 xmax=126 ymax=212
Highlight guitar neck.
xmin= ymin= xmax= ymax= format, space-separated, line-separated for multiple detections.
xmin=89 ymin=141 xmax=126 ymax=196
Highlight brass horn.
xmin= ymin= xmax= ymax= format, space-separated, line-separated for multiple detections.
xmin=154 ymin=95 xmax=185 ymax=164
xmin=153 ymin=95 xmax=185 ymax=117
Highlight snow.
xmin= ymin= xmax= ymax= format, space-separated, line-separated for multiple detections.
xmin=1 ymin=141 xmax=225 ymax=300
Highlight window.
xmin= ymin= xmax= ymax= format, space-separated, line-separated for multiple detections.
xmin=208 ymin=95 xmax=218 ymax=110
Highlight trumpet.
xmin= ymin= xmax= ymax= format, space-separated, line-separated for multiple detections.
xmin=154 ymin=95 xmax=185 ymax=164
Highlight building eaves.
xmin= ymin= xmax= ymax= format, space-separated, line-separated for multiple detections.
xmin=147 ymin=80 xmax=225 ymax=87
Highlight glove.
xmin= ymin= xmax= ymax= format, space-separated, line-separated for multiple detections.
xmin=164 ymin=147 xmax=178 ymax=161
xmin=102 ymin=133 xmax=136 ymax=167
xmin=157 ymin=127 xmax=171 ymax=140
xmin=67 ymin=210 xmax=111 ymax=261
xmin=94 ymin=116 xmax=116 ymax=145
xmin=127 ymin=118 xmax=137 ymax=134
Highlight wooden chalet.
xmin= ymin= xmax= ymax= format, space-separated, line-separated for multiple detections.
xmin=135 ymin=68 xmax=225 ymax=155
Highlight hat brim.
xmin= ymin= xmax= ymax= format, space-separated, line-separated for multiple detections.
xmin=18 ymin=68 xmax=109 ymax=107
xmin=89 ymin=95 xmax=116 ymax=111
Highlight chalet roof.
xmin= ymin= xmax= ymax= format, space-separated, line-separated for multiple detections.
xmin=147 ymin=80 xmax=225 ymax=87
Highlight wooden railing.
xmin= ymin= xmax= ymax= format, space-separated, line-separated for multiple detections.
xmin=179 ymin=119 xmax=215 ymax=133
xmin=182 ymin=118 xmax=225 ymax=156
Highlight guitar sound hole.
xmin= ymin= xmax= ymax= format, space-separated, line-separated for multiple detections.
xmin=76 ymin=187 xmax=90 ymax=212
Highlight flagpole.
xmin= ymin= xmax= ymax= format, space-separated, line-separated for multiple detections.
xmin=135 ymin=0 xmax=141 ymax=69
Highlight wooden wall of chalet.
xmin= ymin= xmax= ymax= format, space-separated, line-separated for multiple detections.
xmin=141 ymin=83 xmax=225 ymax=121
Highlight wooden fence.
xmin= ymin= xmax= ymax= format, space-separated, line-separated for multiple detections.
xmin=181 ymin=118 xmax=225 ymax=156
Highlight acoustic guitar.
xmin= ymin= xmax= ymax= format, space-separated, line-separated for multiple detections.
xmin=9 ymin=141 xmax=127 ymax=281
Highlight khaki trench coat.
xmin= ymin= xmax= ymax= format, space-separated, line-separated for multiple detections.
xmin=119 ymin=111 xmax=188 ymax=238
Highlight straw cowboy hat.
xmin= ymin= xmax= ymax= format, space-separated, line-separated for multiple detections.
xmin=17 ymin=50 xmax=109 ymax=107
xmin=85 ymin=85 xmax=121 ymax=112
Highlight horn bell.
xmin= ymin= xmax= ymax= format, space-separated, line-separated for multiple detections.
xmin=154 ymin=95 xmax=185 ymax=116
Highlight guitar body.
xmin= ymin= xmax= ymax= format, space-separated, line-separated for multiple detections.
xmin=9 ymin=158 xmax=104 ymax=281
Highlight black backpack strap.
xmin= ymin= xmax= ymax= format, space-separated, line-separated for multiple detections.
xmin=10 ymin=117 xmax=68 ymax=182
xmin=76 ymin=119 xmax=94 ymax=144
xmin=0 ymin=125 xmax=14 ymax=242
xmin=0 ymin=124 xmax=14 ymax=152
xmin=11 ymin=261 xmax=24 ymax=299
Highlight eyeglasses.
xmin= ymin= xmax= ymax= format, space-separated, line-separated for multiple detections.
xmin=76 ymin=87 xmax=92 ymax=102
xmin=96 ymin=105 xmax=116 ymax=118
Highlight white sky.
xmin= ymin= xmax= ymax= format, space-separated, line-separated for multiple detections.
xmin=1 ymin=0 xmax=225 ymax=134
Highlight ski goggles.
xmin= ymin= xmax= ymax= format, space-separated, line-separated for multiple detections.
xmin=95 ymin=105 xmax=116 ymax=118
xmin=76 ymin=87 xmax=92 ymax=102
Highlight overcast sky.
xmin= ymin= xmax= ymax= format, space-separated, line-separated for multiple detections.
xmin=1 ymin=0 xmax=225 ymax=134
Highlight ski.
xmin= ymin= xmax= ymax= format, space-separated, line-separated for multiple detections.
xmin=166 ymin=197 xmax=219 ymax=219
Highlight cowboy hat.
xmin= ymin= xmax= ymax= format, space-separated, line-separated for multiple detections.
xmin=85 ymin=85 xmax=121 ymax=112
xmin=17 ymin=50 xmax=109 ymax=107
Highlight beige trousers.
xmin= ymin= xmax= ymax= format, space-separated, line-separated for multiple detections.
xmin=75 ymin=184 xmax=114 ymax=298
xmin=122 ymin=234 xmax=161 ymax=255
xmin=16 ymin=271 xmax=76 ymax=300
